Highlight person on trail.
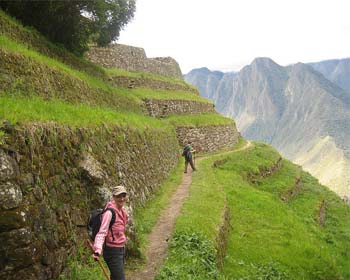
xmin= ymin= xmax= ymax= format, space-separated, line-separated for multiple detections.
xmin=183 ymin=141 xmax=196 ymax=173
xmin=93 ymin=185 xmax=129 ymax=280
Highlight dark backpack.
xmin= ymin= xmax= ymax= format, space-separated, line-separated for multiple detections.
xmin=182 ymin=146 xmax=190 ymax=157
xmin=182 ymin=146 xmax=191 ymax=158
xmin=87 ymin=207 xmax=116 ymax=241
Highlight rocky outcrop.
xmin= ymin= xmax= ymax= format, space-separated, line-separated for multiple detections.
xmin=86 ymin=44 xmax=183 ymax=79
xmin=0 ymin=122 xmax=179 ymax=279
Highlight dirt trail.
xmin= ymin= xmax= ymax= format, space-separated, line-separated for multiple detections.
xmin=127 ymin=141 xmax=252 ymax=280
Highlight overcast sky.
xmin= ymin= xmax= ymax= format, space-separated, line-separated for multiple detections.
xmin=118 ymin=0 xmax=350 ymax=74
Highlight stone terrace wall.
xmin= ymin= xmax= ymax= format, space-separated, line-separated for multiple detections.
xmin=144 ymin=99 xmax=215 ymax=118
xmin=109 ymin=76 xmax=199 ymax=94
xmin=0 ymin=122 xmax=179 ymax=280
xmin=176 ymin=123 xmax=240 ymax=152
xmin=86 ymin=44 xmax=183 ymax=79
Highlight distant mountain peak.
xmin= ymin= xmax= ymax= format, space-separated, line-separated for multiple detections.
xmin=252 ymin=57 xmax=277 ymax=64
xmin=185 ymin=67 xmax=211 ymax=75
xmin=251 ymin=57 xmax=280 ymax=68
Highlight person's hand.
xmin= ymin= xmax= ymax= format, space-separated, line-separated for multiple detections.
xmin=93 ymin=252 xmax=100 ymax=261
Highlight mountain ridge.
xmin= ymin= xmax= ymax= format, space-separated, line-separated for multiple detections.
xmin=184 ymin=57 xmax=350 ymax=196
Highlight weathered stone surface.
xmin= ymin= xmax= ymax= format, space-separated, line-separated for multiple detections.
xmin=97 ymin=184 xmax=113 ymax=204
xmin=0 ymin=208 xmax=27 ymax=231
xmin=0 ymin=182 xmax=23 ymax=210
xmin=0 ymin=150 xmax=16 ymax=181
xmin=79 ymin=153 xmax=105 ymax=185
xmin=176 ymin=123 xmax=240 ymax=152
xmin=109 ymin=75 xmax=199 ymax=94
xmin=86 ymin=44 xmax=183 ymax=79
xmin=144 ymin=99 xmax=214 ymax=118
xmin=32 ymin=186 xmax=43 ymax=201
xmin=0 ymin=122 xmax=180 ymax=279
xmin=0 ymin=227 xmax=33 ymax=249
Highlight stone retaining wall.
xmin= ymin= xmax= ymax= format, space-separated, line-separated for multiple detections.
xmin=109 ymin=76 xmax=199 ymax=94
xmin=0 ymin=122 xmax=179 ymax=280
xmin=144 ymin=99 xmax=215 ymax=118
xmin=86 ymin=44 xmax=183 ymax=79
xmin=176 ymin=123 xmax=240 ymax=152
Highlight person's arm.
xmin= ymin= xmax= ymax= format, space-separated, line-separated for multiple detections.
xmin=93 ymin=210 xmax=112 ymax=257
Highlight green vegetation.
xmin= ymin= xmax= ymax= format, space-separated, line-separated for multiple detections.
xmin=0 ymin=95 xmax=169 ymax=131
xmin=0 ymin=34 xmax=117 ymax=92
xmin=59 ymin=245 xmax=106 ymax=280
xmin=4 ymin=7 xmax=349 ymax=280
xmin=132 ymin=162 xmax=184 ymax=254
xmin=106 ymin=68 xmax=196 ymax=88
xmin=0 ymin=0 xmax=136 ymax=54
xmin=157 ymin=142 xmax=350 ymax=279
xmin=166 ymin=113 xmax=234 ymax=127
xmin=130 ymin=87 xmax=210 ymax=102
xmin=60 ymin=161 xmax=185 ymax=278
xmin=0 ymin=9 xmax=108 ymax=79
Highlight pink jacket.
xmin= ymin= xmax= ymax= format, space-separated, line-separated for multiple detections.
xmin=93 ymin=200 xmax=128 ymax=255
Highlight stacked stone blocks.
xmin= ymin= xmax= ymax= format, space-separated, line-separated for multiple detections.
xmin=86 ymin=43 xmax=183 ymax=79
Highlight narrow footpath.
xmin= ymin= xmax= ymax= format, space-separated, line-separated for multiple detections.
xmin=127 ymin=141 xmax=252 ymax=280
xmin=127 ymin=171 xmax=193 ymax=280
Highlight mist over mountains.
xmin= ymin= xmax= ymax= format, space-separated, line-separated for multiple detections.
xmin=184 ymin=57 xmax=350 ymax=196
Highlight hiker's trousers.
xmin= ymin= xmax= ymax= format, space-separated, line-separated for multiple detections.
xmin=185 ymin=157 xmax=195 ymax=172
xmin=103 ymin=245 xmax=125 ymax=280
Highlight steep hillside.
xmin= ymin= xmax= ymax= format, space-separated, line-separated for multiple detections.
xmin=0 ymin=10 xmax=239 ymax=280
xmin=156 ymin=142 xmax=350 ymax=279
xmin=2 ymin=9 xmax=349 ymax=280
xmin=184 ymin=67 xmax=236 ymax=112
xmin=184 ymin=58 xmax=350 ymax=197
xmin=309 ymin=58 xmax=350 ymax=92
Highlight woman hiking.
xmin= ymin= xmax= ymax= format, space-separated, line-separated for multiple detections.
xmin=93 ymin=185 xmax=129 ymax=280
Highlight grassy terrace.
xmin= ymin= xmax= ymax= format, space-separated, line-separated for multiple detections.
xmin=0 ymin=9 xmax=108 ymax=79
xmin=0 ymin=93 xmax=232 ymax=131
xmin=0 ymin=35 xmax=125 ymax=94
xmin=0 ymin=34 xmax=211 ymax=114
xmin=156 ymin=142 xmax=350 ymax=279
xmin=0 ymin=95 xmax=170 ymax=131
xmin=106 ymin=68 xmax=194 ymax=88
xmin=129 ymin=87 xmax=210 ymax=102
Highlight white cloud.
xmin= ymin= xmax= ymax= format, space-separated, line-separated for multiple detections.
xmin=118 ymin=0 xmax=350 ymax=74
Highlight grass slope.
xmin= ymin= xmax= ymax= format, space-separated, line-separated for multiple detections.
xmin=157 ymin=142 xmax=350 ymax=280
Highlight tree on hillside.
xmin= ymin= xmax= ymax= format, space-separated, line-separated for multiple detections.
xmin=0 ymin=0 xmax=136 ymax=55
